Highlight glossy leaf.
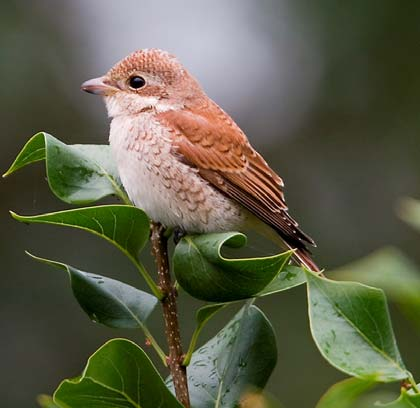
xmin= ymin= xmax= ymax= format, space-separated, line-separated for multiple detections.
xmin=316 ymin=378 xmax=376 ymax=408
xmin=353 ymin=391 xmax=400 ymax=408
xmin=183 ymin=303 xmax=227 ymax=366
xmin=169 ymin=303 xmax=277 ymax=408
xmin=5 ymin=132 xmax=46 ymax=174
xmin=28 ymin=253 xmax=157 ymax=329
xmin=306 ymin=269 xmax=409 ymax=382
xmin=54 ymin=339 xmax=182 ymax=408
xmin=173 ymin=232 xmax=293 ymax=302
xmin=196 ymin=303 xmax=227 ymax=326
xmin=11 ymin=205 xmax=161 ymax=298
xmin=11 ymin=205 xmax=149 ymax=259
xmin=3 ymin=132 xmax=127 ymax=204
xmin=257 ymin=265 xmax=306 ymax=296
xmin=332 ymin=247 xmax=420 ymax=332
xmin=380 ymin=389 xmax=420 ymax=407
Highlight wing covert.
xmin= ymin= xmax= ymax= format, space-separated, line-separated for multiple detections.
xmin=156 ymin=102 xmax=314 ymax=247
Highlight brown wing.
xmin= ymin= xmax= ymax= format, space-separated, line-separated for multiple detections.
xmin=156 ymin=102 xmax=315 ymax=252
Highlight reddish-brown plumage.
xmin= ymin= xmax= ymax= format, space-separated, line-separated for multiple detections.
xmin=82 ymin=48 xmax=319 ymax=271
xmin=157 ymin=102 xmax=317 ymax=270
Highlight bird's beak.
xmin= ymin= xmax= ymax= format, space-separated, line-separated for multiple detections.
xmin=81 ymin=76 xmax=118 ymax=96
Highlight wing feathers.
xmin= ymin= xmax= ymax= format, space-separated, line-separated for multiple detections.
xmin=156 ymin=104 xmax=317 ymax=265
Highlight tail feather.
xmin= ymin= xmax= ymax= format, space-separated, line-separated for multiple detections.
xmin=287 ymin=244 xmax=320 ymax=272
xmin=249 ymin=217 xmax=320 ymax=272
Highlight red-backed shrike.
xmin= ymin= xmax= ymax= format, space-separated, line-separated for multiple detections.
xmin=82 ymin=49 xmax=318 ymax=271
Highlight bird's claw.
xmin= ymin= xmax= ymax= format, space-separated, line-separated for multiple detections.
xmin=173 ymin=227 xmax=186 ymax=245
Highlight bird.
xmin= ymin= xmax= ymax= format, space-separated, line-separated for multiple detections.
xmin=81 ymin=49 xmax=319 ymax=271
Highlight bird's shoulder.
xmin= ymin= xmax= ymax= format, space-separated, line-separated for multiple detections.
xmin=155 ymin=99 xmax=286 ymax=208
xmin=155 ymin=100 xmax=279 ymax=180
xmin=155 ymin=99 xmax=315 ymax=247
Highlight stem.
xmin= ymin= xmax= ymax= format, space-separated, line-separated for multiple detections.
xmin=111 ymin=192 xmax=164 ymax=299
xmin=182 ymin=327 xmax=200 ymax=367
xmin=114 ymin=184 xmax=131 ymax=205
xmin=113 ymin=195 xmax=166 ymax=364
xmin=140 ymin=325 xmax=167 ymax=367
xmin=183 ymin=304 xmax=227 ymax=366
xmin=409 ymin=375 xmax=420 ymax=394
xmin=131 ymin=257 xmax=164 ymax=300
xmin=151 ymin=222 xmax=190 ymax=408
xmin=102 ymin=170 xmax=132 ymax=206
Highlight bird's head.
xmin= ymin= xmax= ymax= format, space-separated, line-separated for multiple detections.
xmin=81 ymin=49 xmax=202 ymax=117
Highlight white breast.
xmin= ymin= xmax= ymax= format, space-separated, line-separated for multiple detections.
xmin=109 ymin=113 xmax=246 ymax=233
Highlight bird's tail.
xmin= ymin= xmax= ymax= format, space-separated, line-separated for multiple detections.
xmin=284 ymin=242 xmax=320 ymax=272
xmin=249 ymin=218 xmax=320 ymax=272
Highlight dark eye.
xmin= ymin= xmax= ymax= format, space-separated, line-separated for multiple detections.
xmin=128 ymin=76 xmax=146 ymax=89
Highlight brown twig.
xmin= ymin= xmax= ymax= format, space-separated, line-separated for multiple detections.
xmin=150 ymin=222 xmax=190 ymax=408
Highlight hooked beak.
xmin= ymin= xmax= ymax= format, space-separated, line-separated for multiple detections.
xmin=81 ymin=76 xmax=118 ymax=96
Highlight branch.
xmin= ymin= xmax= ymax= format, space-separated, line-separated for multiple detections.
xmin=151 ymin=222 xmax=190 ymax=408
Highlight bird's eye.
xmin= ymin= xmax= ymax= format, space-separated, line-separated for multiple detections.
xmin=128 ymin=76 xmax=146 ymax=89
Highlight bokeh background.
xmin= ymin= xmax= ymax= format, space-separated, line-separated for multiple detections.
xmin=1 ymin=1 xmax=420 ymax=407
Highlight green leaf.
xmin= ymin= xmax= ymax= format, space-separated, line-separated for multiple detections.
xmin=11 ymin=205 xmax=161 ymax=298
xmin=27 ymin=253 xmax=158 ymax=329
xmin=380 ymin=388 xmax=420 ymax=407
xmin=4 ymin=132 xmax=46 ymax=174
xmin=173 ymin=232 xmax=293 ymax=302
xmin=332 ymin=247 xmax=420 ymax=333
xmin=305 ymin=270 xmax=409 ymax=382
xmin=354 ymin=391 xmax=400 ymax=408
xmin=169 ymin=303 xmax=277 ymax=408
xmin=28 ymin=253 xmax=166 ymax=364
xmin=398 ymin=197 xmax=420 ymax=233
xmin=3 ymin=132 xmax=127 ymax=204
xmin=53 ymin=339 xmax=182 ymax=408
xmin=37 ymin=394 xmax=61 ymax=408
xmin=316 ymin=378 xmax=376 ymax=408
xmin=12 ymin=205 xmax=149 ymax=259
xmin=257 ymin=265 xmax=306 ymax=296
xmin=183 ymin=303 xmax=227 ymax=366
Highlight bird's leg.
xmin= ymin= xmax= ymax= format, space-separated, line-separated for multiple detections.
xmin=173 ymin=226 xmax=187 ymax=245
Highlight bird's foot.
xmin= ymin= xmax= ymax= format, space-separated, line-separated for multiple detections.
xmin=173 ymin=227 xmax=186 ymax=245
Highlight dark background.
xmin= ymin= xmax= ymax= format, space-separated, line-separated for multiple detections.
xmin=1 ymin=1 xmax=420 ymax=407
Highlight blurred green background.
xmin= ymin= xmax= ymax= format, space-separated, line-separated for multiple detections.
xmin=1 ymin=1 xmax=420 ymax=407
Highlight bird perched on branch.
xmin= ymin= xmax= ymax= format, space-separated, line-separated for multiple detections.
xmin=82 ymin=49 xmax=319 ymax=271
